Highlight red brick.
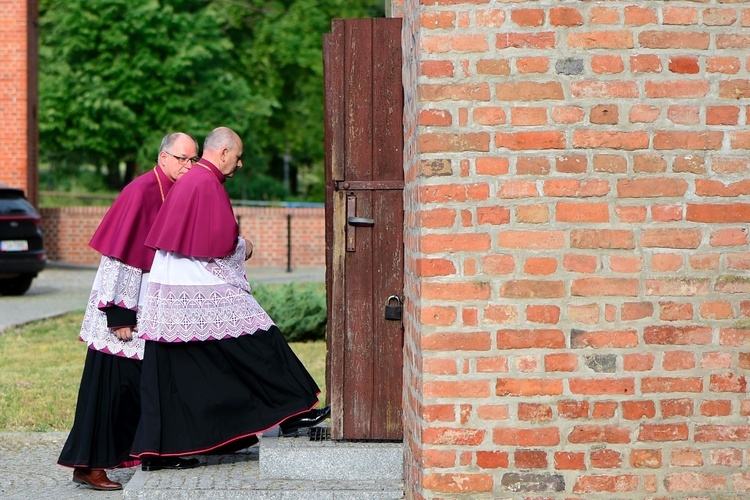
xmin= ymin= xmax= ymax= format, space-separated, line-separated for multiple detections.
xmin=517 ymin=403 xmax=552 ymax=422
xmin=558 ymin=400 xmax=589 ymax=419
xmin=422 ymin=404 xmax=455 ymax=422
xmin=526 ymin=305 xmax=560 ymax=324
xmin=424 ymin=380 xmax=490 ymax=399
xmin=496 ymin=329 xmax=565 ymax=349
xmin=550 ymin=7 xmax=583 ymax=27
xmin=421 ymin=233 xmax=491 ymax=253
xmin=423 ymin=473 xmax=493 ymax=493
xmin=573 ymin=130 xmax=648 ymax=150
xmin=475 ymin=9 xmax=506 ymax=28
xmin=518 ymin=59 xmax=550 ymax=76
xmin=419 ymin=132 xmax=491 ymax=153
xmin=475 ymin=157 xmax=509 ymax=174
xmin=623 ymin=353 xmax=655 ymax=371
xmin=568 ymin=30 xmax=633 ymax=49
xmin=514 ymin=449 xmax=547 ymax=468
xmin=570 ymin=378 xmax=635 ymax=396
xmin=642 ymin=377 xmax=703 ymax=393
xmin=476 ymin=206 xmax=510 ymax=225
xmin=695 ymin=425 xmax=750 ymax=442
xmin=422 ymin=331 xmax=491 ymax=351
xmin=622 ymin=400 xmax=656 ymax=420
xmin=569 ymin=425 xmax=630 ymax=444
xmin=625 ymin=6 xmax=657 ymax=25
xmin=545 ymin=353 xmax=578 ymax=372
xmin=496 ymin=32 xmax=556 ymax=50
xmin=571 ymin=81 xmax=639 ymax=99
xmin=570 ymin=329 xmax=638 ymax=348
xmin=591 ymin=55 xmax=624 ymax=74
xmin=481 ymin=254 xmax=514 ymax=275
xmin=563 ymin=254 xmax=598 ymax=273
xmin=591 ymin=448 xmax=622 ymax=468
xmin=664 ymin=472 xmax=727 ymax=492
xmin=639 ymin=423 xmax=690 ymax=442
xmin=555 ymin=451 xmax=585 ymax=470
xmin=551 ymin=106 xmax=585 ymax=123
xmin=422 ymin=449 xmax=456 ymax=468
xmin=476 ymin=59 xmax=510 ymax=76
xmin=663 ymin=351 xmax=696 ymax=370
xmin=710 ymin=373 xmax=747 ymax=393
xmin=621 ymin=302 xmax=654 ymax=321
xmin=501 ymin=280 xmax=564 ymax=298
xmin=496 ymin=378 xmax=563 ymax=397
xmin=420 ymin=109 xmax=452 ymax=126
xmin=475 ymin=451 xmax=508 ymax=469
xmin=700 ymin=400 xmax=732 ymax=417
xmin=710 ymin=448 xmax=742 ymax=467
xmin=424 ymin=358 xmax=458 ymax=376
xmin=422 ymin=281 xmax=491 ymax=300
xmin=475 ymin=356 xmax=508 ymax=373
xmin=483 ymin=305 xmax=517 ymax=324
xmin=631 ymin=449 xmax=662 ymax=468
xmin=495 ymin=81 xmax=563 ymax=101
xmin=589 ymin=6 xmax=619 ymax=25
xmin=421 ymin=11 xmax=456 ymax=29
xmin=572 ymin=278 xmax=638 ymax=296
xmin=421 ymin=60 xmax=454 ymax=78
xmin=499 ymin=230 xmax=565 ymax=249
xmin=659 ymin=300 xmax=694 ymax=320
xmin=493 ymin=427 xmax=560 ymax=446
xmin=670 ymin=448 xmax=704 ymax=467
xmin=662 ymin=399 xmax=694 ymax=418
xmin=423 ymin=34 xmax=489 ymax=53
xmin=571 ymin=229 xmax=634 ymax=249
xmin=495 ymin=131 xmax=565 ymax=150
xmin=556 ymin=202 xmax=609 ymax=222
xmin=640 ymin=31 xmax=709 ymax=49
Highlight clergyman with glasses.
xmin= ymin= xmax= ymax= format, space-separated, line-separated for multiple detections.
xmin=57 ymin=133 xmax=200 ymax=491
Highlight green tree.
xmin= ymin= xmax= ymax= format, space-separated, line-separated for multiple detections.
xmin=212 ymin=0 xmax=384 ymax=201
xmin=39 ymin=0 xmax=268 ymax=189
xmin=39 ymin=0 xmax=383 ymax=198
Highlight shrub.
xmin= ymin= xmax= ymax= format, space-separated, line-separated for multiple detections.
xmin=251 ymin=281 xmax=326 ymax=342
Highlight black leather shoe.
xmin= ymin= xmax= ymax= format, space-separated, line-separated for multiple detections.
xmin=280 ymin=405 xmax=331 ymax=435
xmin=141 ymin=456 xmax=201 ymax=471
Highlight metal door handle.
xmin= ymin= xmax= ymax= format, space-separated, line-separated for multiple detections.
xmin=347 ymin=216 xmax=375 ymax=226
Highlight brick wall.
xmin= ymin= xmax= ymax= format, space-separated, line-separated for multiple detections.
xmin=400 ymin=1 xmax=750 ymax=498
xmin=40 ymin=206 xmax=325 ymax=269
xmin=0 ymin=0 xmax=38 ymax=205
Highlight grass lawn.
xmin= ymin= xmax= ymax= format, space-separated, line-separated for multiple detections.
xmin=0 ymin=312 xmax=327 ymax=432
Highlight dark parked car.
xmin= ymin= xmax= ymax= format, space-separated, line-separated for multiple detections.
xmin=0 ymin=187 xmax=46 ymax=295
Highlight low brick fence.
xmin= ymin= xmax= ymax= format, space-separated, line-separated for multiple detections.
xmin=40 ymin=205 xmax=325 ymax=268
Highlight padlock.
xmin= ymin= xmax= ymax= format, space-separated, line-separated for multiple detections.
xmin=384 ymin=295 xmax=402 ymax=321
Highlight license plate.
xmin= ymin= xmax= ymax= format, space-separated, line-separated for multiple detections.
xmin=1 ymin=240 xmax=28 ymax=251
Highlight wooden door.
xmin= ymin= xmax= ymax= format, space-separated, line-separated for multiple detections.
xmin=324 ymin=17 xmax=404 ymax=441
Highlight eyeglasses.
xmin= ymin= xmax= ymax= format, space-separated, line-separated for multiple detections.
xmin=165 ymin=152 xmax=200 ymax=165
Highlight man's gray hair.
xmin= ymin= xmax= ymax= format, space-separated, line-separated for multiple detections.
xmin=204 ymin=127 xmax=239 ymax=152
xmin=158 ymin=132 xmax=199 ymax=159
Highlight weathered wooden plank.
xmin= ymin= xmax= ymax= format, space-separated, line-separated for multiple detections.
xmin=343 ymin=17 xmax=375 ymax=440
xmin=323 ymin=20 xmax=346 ymax=440
xmin=371 ymin=17 xmax=404 ymax=440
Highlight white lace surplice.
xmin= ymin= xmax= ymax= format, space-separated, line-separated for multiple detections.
xmin=139 ymin=238 xmax=275 ymax=343
xmin=79 ymin=256 xmax=147 ymax=360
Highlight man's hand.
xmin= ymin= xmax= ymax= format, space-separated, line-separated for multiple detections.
xmin=244 ymin=238 xmax=254 ymax=260
xmin=113 ymin=326 xmax=135 ymax=341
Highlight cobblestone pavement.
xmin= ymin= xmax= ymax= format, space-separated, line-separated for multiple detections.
xmin=0 ymin=432 xmax=136 ymax=500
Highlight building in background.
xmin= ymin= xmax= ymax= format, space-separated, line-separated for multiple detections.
xmin=0 ymin=0 xmax=38 ymax=206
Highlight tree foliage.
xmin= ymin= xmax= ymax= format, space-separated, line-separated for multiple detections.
xmin=39 ymin=0 xmax=383 ymax=198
